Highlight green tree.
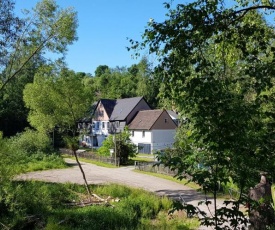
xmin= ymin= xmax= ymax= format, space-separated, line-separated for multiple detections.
xmin=0 ymin=0 xmax=24 ymax=70
xmin=24 ymin=66 xmax=95 ymax=198
xmin=93 ymin=58 xmax=160 ymax=108
xmin=94 ymin=65 xmax=110 ymax=77
xmin=0 ymin=0 xmax=78 ymax=136
xmin=132 ymin=0 xmax=275 ymax=228
xmin=0 ymin=0 xmax=77 ymax=91
xmin=98 ymin=127 xmax=137 ymax=165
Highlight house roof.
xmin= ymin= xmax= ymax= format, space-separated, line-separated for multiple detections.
xmin=167 ymin=110 xmax=179 ymax=120
xmin=128 ymin=109 xmax=164 ymax=130
xmin=109 ymin=96 xmax=144 ymax=121
xmin=100 ymin=99 xmax=116 ymax=118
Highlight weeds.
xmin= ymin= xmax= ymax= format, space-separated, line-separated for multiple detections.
xmin=0 ymin=181 xmax=199 ymax=230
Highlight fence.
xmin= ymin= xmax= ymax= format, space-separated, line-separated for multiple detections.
xmin=60 ymin=148 xmax=119 ymax=165
xmin=134 ymin=161 xmax=178 ymax=176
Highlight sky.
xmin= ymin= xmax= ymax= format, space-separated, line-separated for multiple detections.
xmin=14 ymin=0 xmax=182 ymax=75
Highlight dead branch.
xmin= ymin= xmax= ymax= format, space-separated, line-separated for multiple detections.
xmin=0 ymin=222 xmax=9 ymax=230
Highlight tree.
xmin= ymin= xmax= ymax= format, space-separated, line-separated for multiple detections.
xmin=24 ymin=66 xmax=96 ymax=199
xmin=131 ymin=0 xmax=275 ymax=228
xmin=0 ymin=0 xmax=78 ymax=136
xmin=94 ymin=65 xmax=110 ymax=77
xmin=98 ymin=127 xmax=137 ymax=165
xmin=93 ymin=58 xmax=160 ymax=108
xmin=0 ymin=0 xmax=24 ymax=70
xmin=0 ymin=0 xmax=78 ymax=91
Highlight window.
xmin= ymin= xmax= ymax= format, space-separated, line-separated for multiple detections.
xmin=165 ymin=118 xmax=167 ymax=123
xmin=142 ymin=131 xmax=145 ymax=138
xmin=96 ymin=122 xmax=99 ymax=129
xmin=132 ymin=131 xmax=134 ymax=137
xmin=116 ymin=121 xmax=119 ymax=128
xmin=107 ymin=122 xmax=110 ymax=129
xmin=102 ymin=122 xmax=105 ymax=129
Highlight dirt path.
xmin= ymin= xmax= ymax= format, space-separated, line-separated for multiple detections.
xmin=18 ymin=158 xmax=227 ymax=229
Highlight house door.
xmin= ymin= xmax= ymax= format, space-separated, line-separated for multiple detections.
xmin=138 ymin=143 xmax=151 ymax=154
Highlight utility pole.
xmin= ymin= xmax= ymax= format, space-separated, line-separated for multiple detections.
xmin=113 ymin=132 xmax=117 ymax=166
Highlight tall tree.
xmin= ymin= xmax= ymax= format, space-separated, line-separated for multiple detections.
xmin=0 ymin=0 xmax=78 ymax=136
xmin=131 ymin=0 xmax=275 ymax=228
xmin=0 ymin=0 xmax=78 ymax=91
xmin=24 ymin=65 xmax=96 ymax=198
xmin=0 ymin=0 xmax=24 ymax=70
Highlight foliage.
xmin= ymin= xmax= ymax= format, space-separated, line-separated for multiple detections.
xmin=0 ymin=0 xmax=78 ymax=137
xmin=0 ymin=181 xmax=199 ymax=230
xmin=0 ymin=61 xmax=38 ymax=137
xmin=131 ymin=0 xmax=275 ymax=228
xmin=24 ymin=66 xmax=94 ymax=135
xmin=9 ymin=129 xmax=53 ymax=155
xmin=0 ymin=133 xmax=20 ymax=184
xmin=21 ymin=153 xmax=66 ymax=172
xmin=0 ymin=0 xmax=24 ymax=70
xmin=98 ymin=127 xmax=137 ymax=165
xmin=0 ymin=0 xmax=78 ymax=91
xmin=24 ymin=64 xmax=95 ymax=199
xmin=0 ymin=134 xmax=65 ymax=230
xmin=92 ymin=57 xmax=160 ymax=108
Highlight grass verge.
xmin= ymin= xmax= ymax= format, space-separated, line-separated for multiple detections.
xmin=62 ymin=154 xmax=117 ymax=168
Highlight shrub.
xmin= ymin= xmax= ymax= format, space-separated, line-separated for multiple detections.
xmin=9 ymin=129 xmax=53 ymax=156
xmin=98 ymin=127 xmax=137 ymax=164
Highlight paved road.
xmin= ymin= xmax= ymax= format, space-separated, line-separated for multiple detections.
xmin=19 ymin=158 xmax=228 ymax=229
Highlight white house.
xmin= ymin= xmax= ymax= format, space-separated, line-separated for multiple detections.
xmin=128 ymin=109 xmax=177 ymax=154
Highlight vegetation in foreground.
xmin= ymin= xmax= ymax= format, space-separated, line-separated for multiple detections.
xmin=0 ymin=182 xmax=199 ymax=230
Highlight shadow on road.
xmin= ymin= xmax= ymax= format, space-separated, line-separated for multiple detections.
xmin=65 ymin=162 xmax=80 ymax=167
xmin=156 ymin=189 xmax=208 ymax=202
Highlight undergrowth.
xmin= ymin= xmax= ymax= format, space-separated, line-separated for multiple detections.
xmin=0 ymin=182 xmax=200 ymax=230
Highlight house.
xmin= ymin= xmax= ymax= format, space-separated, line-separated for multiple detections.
xmin=83 ymin=96 xmax=151 ymax=147
xmin=167 ymin=110 xmax=180 ymax=126
xmin=128 ymin=109 xmax=177 ymax=154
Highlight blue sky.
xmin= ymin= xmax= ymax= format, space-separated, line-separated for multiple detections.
xmin=15 ymin=0 xmax=182 ymax=75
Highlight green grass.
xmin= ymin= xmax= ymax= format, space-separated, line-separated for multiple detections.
xmin=1 ymin=181 xmax=200 ymax=230
xmin=17 ymin=154 xmax=68 ymax=173
xmin=63 ymin=154 xmax=117 ymax=168
xmin=130 ymin=153 xmax=156 ymax=162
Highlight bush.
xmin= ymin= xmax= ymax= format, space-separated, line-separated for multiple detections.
xmin=0 ymin=181 xmax=199 ymax=230
xmin=98 ymin=127 xmax=137 ymax=164
xmin=9 ymin=129 xmax=53 ymax=156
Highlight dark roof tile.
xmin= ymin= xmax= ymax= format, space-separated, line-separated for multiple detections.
xmin=109 ymin=96 xmax=144 ymax=121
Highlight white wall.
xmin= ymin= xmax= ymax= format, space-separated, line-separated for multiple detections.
xmin=130 ymin=130 xmax=152 ymax=145
xmin=151 ymin=129 xmax=176 ymax=153
xmin=129 ymin=129 xmax=176 ymax=154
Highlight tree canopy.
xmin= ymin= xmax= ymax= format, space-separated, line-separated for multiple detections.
xmin=24 ymin=66 xmax=94 ymax=135
xmin=131 ymin=0 xmax=275 ymax=228
xmin=0 ymin=0 xmax=78 ymax=91
xmin=0 ymin=0 xmax=78 ymax=136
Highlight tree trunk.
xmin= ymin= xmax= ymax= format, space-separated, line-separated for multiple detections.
xmin=72 ymin=149 xmax=92 ymax=199
xmin=72 ymin=149 xmax=105 ymax=202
